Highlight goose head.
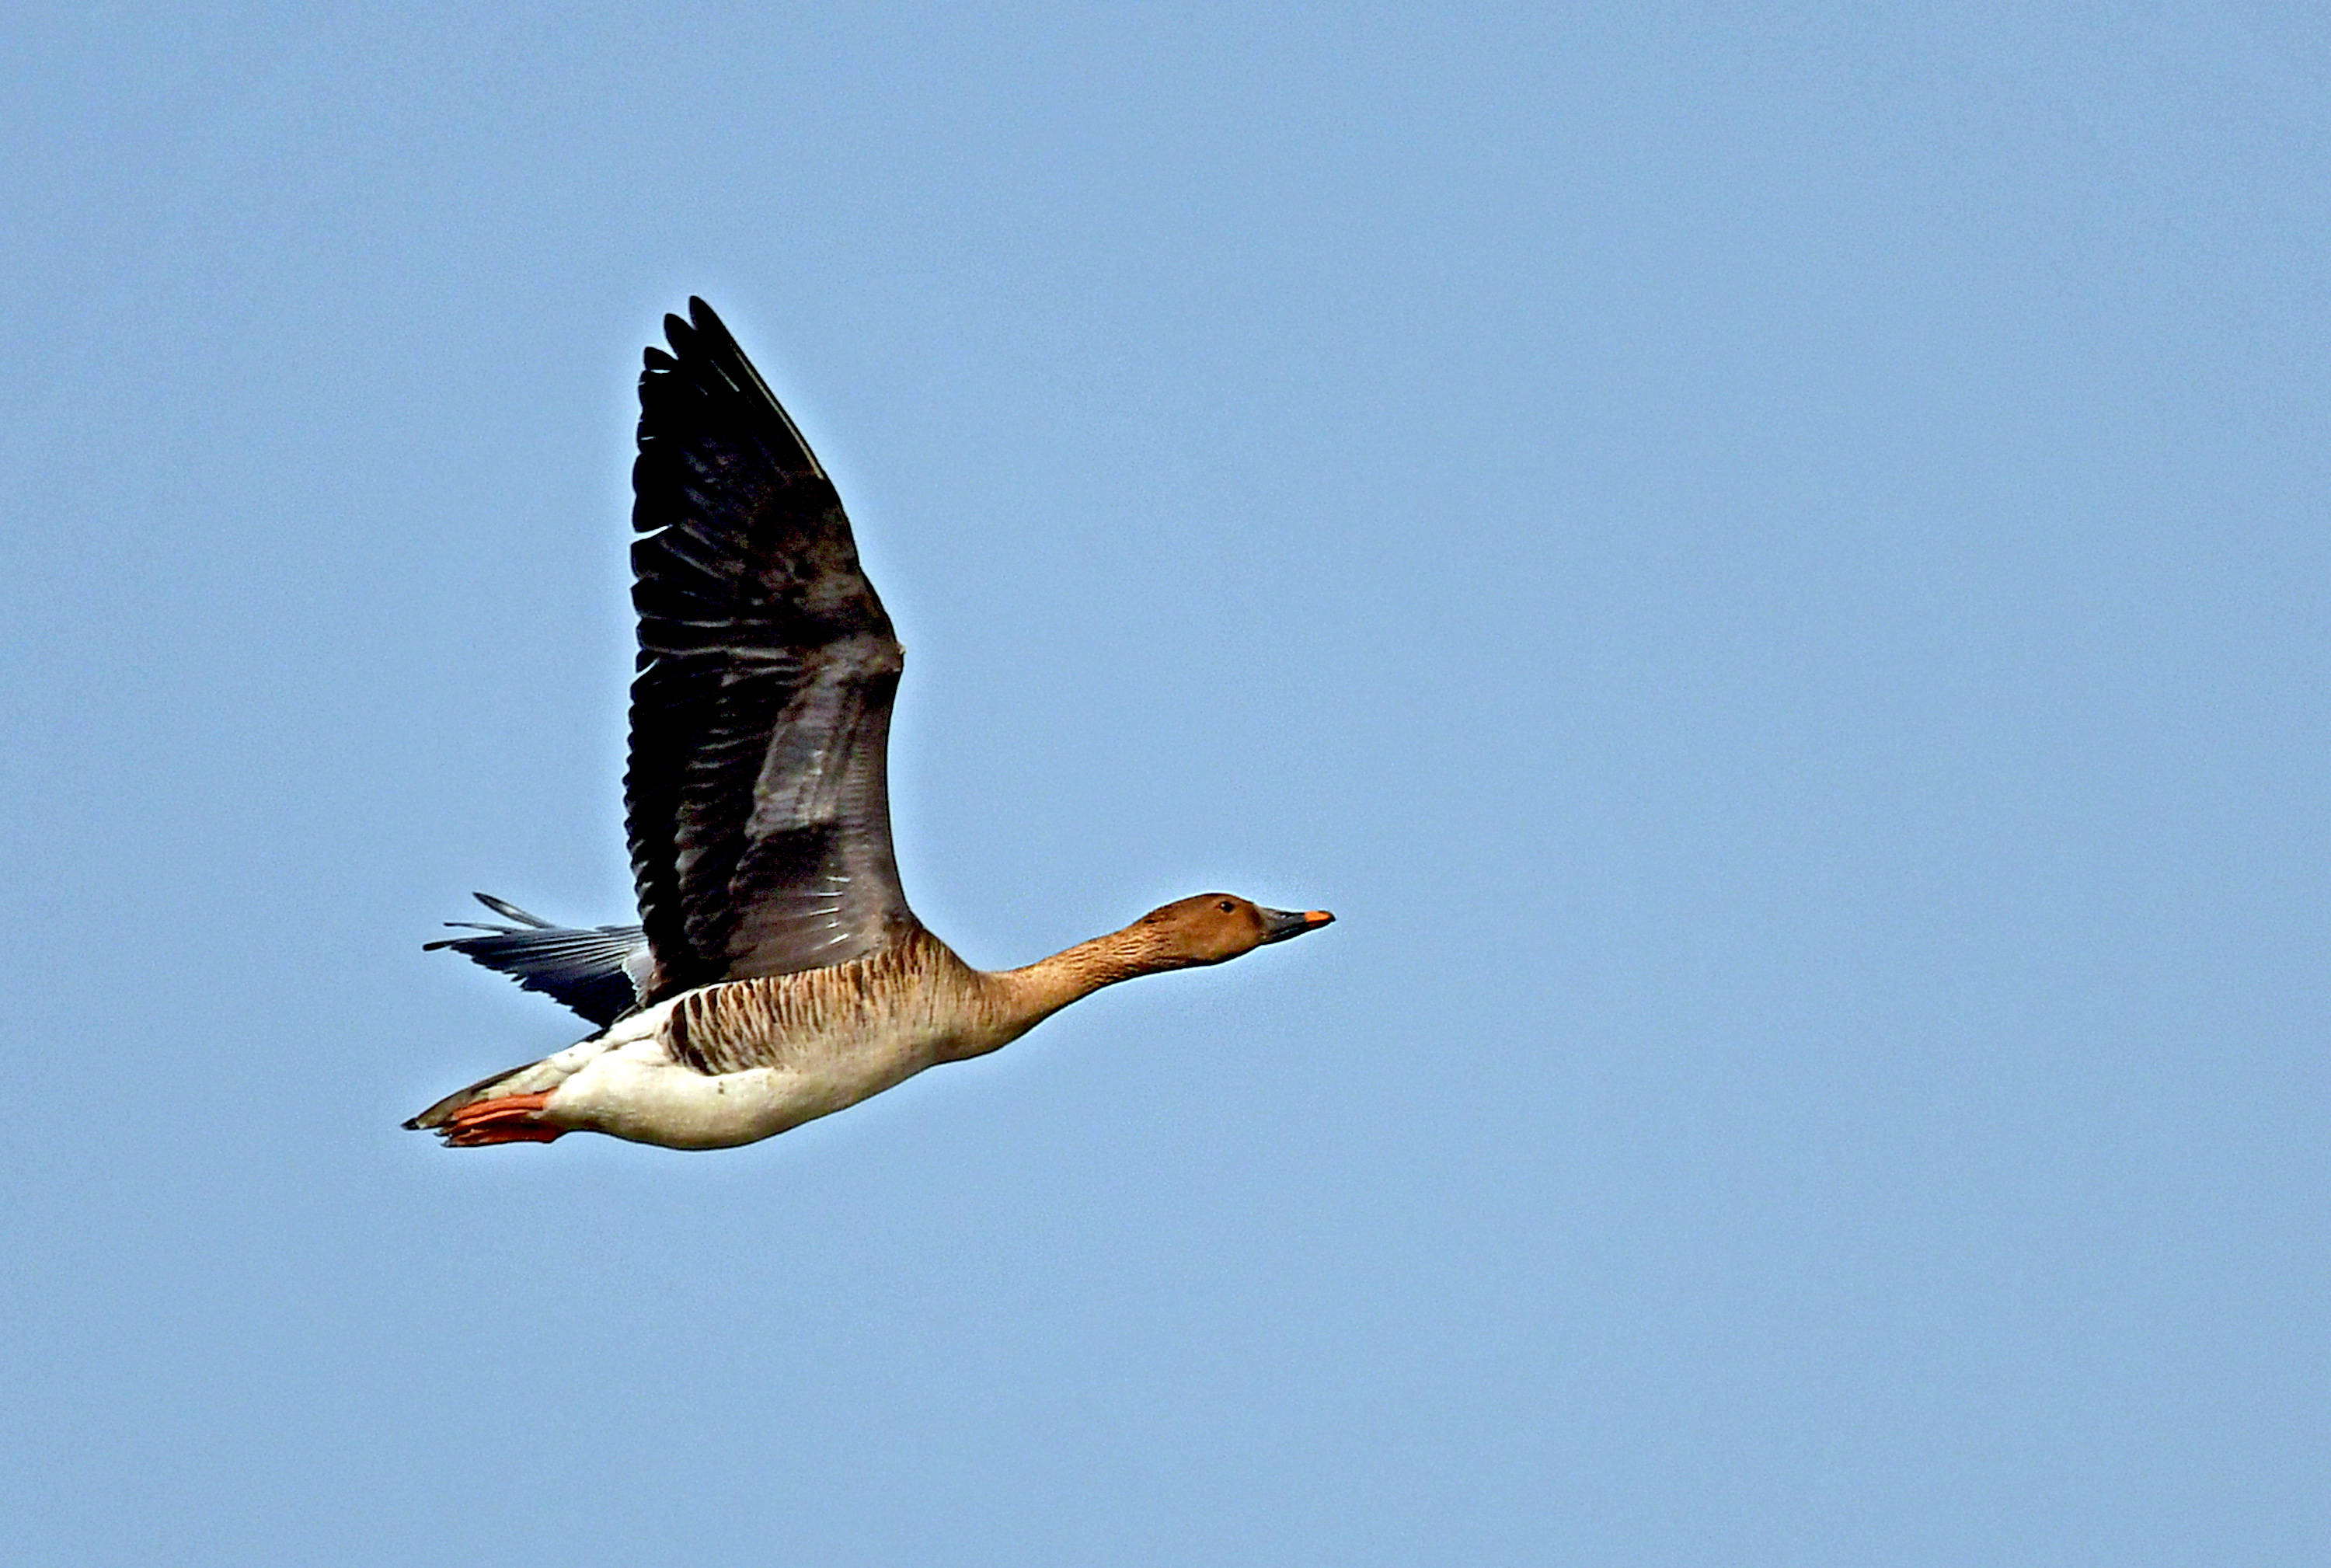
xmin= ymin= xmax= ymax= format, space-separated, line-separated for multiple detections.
xmin=1132 ymin=893 xmax=1335 ymax=969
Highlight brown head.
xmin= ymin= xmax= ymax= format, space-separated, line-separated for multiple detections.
xmin=1130 ymin=893 xmax=1336 ymax=969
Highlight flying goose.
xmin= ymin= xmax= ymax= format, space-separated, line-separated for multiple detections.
xmin=407 ymin=300 xmax=1332 ymax=1150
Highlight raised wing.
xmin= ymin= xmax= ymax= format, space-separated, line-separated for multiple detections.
xmin=625 ymin=298 xmax=915 ymax=1003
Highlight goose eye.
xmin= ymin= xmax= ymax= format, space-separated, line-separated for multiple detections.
xmin=1218 ymin=900 xmax=1235 ymax=912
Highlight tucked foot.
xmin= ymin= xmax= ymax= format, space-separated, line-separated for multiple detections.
xmin=439 ymin=1091 xmax=566 ymax=1147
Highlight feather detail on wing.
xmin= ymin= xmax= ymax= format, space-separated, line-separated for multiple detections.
xmin=625 ymin=298 xmax=916 ymax=1003
xmin=424 ymin=893 xmax=649 ymax=1027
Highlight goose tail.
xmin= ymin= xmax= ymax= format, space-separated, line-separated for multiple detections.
xmin=404 ymin=1054 xmax=584 ymax=1146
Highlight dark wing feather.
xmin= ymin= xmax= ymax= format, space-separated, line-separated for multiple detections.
xmin=625 ymin=298 xmax=915 ymax=1002
xmin=425 ymin=894 xmax=649 ymax=1027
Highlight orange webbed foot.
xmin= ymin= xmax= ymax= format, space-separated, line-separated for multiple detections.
xmin=441 ymin=1091 xmax=566 ymax=1147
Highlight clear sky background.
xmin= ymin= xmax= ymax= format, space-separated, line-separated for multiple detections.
xmin=3 ymin=4 xmax=2324 ymax=1563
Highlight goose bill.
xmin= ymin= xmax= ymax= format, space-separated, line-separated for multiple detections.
xmin=1259 ymin=908 xmax=1336 ymax=944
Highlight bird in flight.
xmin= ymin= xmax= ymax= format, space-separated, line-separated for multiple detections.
xmin=408 ymin=300 xmax=1333 ymax=1150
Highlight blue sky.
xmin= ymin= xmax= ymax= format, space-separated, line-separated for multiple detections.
xmin=4 ymin=3 xmax=2325 ymax=1563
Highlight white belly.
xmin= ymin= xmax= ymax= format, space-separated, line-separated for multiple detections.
xmin=541 ymin=1001 xmax=951 ymax=1150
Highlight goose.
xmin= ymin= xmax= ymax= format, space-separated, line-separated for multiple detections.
xmin=407 ymin=299 xmax=1333 ymax=1151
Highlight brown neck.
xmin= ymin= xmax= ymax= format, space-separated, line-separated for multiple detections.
xmin=975 ymin=921 xmax=1184 ymax=1040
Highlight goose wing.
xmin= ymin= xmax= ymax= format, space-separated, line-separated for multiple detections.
xmin=625 ymin=298 xmax=914 ymax=1004
xmin=426 ymin=894 xmax=650 ymax=1028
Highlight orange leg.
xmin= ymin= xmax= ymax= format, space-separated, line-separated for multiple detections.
xmin=442 ymin=1090 xmax=566 ymax=1147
